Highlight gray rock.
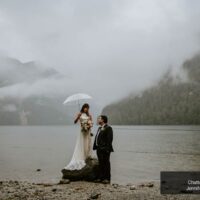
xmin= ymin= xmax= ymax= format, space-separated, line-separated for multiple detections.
xmin=112 ymin=183 xmax=119 ymax=189
xmin=9 ymin=180 xmax=14 ymax=184
xmin=14 ymin=193 xmax=20 ymax=197
xmin=138 ymin=183 xmax=145 ymax=187
xmin=52 ymin=188 xmax=57 ymax=192
xmin=7 ymin=188 xmax=15 ymax=193
xmin=14 ymin=180 xmax=19 ymax=185
xmin=90 ymin=191 xmax=101 ymax=199
xmin=130 ymin=185 xmax=136 ymax=190
xmin=36 ymin=183 xmax=54 ymax=187
xmin=146 ymin=182 xmax=154 ymax=187
xmin=61 ymin=158 xmax=99 ymax=181
xmin=59 ymin=179 xmax=70 ymax=184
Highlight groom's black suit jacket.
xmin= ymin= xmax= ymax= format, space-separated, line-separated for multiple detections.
xmin=93 ymin=124 xmax=114 ymax=152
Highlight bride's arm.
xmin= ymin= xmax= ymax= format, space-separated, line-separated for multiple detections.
xmin=88 ymin=114 xmax=93 ymax=127
xmin=74 ymin=112 xmax=81 ymax=124
xmin=89 ymin=114 xmax=92 ymax=121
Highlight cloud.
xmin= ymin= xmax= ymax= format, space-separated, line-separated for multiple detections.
xmin=2 ymin=104 xmax=17 ymax=112
xmin=0 ymin=0 xmax=200 ymax=106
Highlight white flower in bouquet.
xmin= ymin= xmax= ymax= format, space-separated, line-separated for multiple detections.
xmin=81 ymin=120 xmax=93 ymax=133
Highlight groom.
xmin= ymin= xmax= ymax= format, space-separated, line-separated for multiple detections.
xmin=93 ymin=115 xmax=114 ymax=184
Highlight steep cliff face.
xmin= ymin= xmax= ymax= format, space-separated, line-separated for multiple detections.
xmin=102 ymin=54 xmax=200 ymax=125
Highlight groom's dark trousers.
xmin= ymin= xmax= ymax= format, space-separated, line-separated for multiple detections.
xmin=96 ymin=149 xmax=111 ymax=180
xmin=93 ymin=124 xmax=114 ymax=181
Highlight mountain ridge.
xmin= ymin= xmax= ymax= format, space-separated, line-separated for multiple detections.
xmin=102 ymin=54 xmax=200 ymax=125
xmin=0 ymin=56 xmax=70 ymax=125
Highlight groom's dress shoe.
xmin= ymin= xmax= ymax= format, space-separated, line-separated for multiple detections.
xmin=101 ymin=179 xmax=110 ymax=184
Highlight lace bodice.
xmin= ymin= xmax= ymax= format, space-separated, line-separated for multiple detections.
xmin=80 ymin=113 xmax=90 ymax=124
xmin=79 ymin=113 xmax=93 ymax=133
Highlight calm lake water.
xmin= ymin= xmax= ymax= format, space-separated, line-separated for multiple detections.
xmin=0 ymin=125 xmax=199 ymax=184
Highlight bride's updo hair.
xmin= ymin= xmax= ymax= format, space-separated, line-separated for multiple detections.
xmin=80 ymin=103 xmax=90 ymax=116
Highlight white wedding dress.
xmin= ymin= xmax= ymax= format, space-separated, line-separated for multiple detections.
xmin=64 ymin=113 xmax=92 ymax=170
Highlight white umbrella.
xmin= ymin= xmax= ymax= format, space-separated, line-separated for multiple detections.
xmin=63 ymin=93 xmax=92 ymax=110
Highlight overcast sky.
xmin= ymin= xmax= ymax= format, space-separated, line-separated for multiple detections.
xmin=0 ymin=0 xmax=200 ymax=107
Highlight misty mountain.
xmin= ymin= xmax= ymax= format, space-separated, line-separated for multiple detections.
xmin=102 ymin=54 xmax=200 ymax=125
xmin=0 ymin=56 xmax=71 ymax=125
xmin=0 ymin=56 xmax=61 ymax=87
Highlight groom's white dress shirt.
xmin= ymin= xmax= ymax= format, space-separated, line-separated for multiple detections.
xmin=95 ymin=124 xmax=106 ymax=146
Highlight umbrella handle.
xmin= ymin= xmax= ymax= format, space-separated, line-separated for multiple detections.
xmin=78 ymin=100 xmax=80 ymax=111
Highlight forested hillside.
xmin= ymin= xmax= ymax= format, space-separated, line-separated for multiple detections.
xmin=102 ymin=54 xmax=200 ymax=125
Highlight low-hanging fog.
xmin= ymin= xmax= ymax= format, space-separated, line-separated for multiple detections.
xmin=0 ymin=0 xmax=200 ymax=108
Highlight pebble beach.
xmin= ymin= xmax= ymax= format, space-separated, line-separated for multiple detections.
xmin=0 ymin=180 xmax=199 ymax=200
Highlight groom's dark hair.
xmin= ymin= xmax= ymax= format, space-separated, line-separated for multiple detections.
xmin=100 ymin=115 xmax=108 ymax=123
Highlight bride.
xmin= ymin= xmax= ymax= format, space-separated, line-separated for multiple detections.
xmin=64 ymin=103 xmax=93 ymax=170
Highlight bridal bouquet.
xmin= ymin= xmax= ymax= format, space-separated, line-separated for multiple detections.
xmin=81 ymin=120 xmax=93 ymax=133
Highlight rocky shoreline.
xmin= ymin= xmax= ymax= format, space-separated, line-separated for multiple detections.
xmin=0 ymin=180 xmax=199 ymax=200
